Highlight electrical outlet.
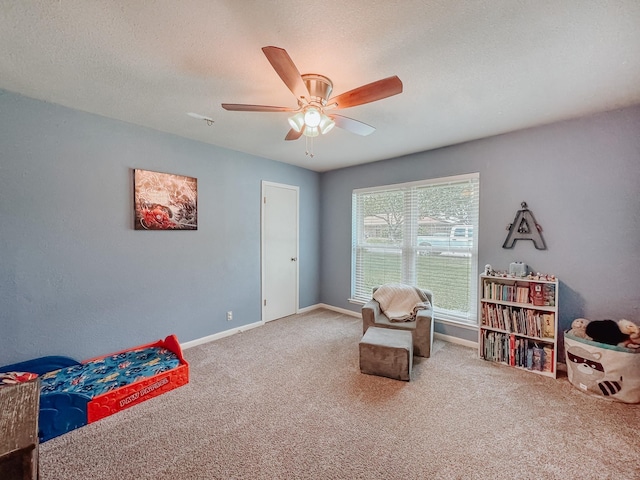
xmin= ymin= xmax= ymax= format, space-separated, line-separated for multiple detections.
xmin=226 ymin=311 xmax=233 ymax=321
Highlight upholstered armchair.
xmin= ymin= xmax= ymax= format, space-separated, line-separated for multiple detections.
xmin=362 ymin=287 xmax=434 ymax=358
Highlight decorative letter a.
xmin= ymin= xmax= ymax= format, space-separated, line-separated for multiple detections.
xmin=503 ymin=202 xmax=546 ymax=250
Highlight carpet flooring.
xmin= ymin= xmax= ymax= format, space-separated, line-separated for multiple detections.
xmin=39 ymin=309 xmax=640 ymax=479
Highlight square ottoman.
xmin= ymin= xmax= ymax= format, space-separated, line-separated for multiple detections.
xmin=359 ymin=327 xmax=413 ymax=381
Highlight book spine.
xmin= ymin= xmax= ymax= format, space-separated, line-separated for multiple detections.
xmin=509 ymin=334 xmax=515 ymax=366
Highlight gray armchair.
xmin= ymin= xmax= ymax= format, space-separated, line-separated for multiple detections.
xmin=362 ymin=287 xmax=434 ymax=358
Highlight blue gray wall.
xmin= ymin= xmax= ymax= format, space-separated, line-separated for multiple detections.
xmin=2 ymin=89 xmax=639 ymax=365
xmin=0 ymin=90 xmax=320 ymax=365
xmin=320 ymin=105 xmax=640 ymax=343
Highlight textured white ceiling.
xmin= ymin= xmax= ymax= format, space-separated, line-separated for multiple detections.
xmin=1 ymin=1 xmax=640 ymax=172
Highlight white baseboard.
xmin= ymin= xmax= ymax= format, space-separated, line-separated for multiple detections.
xmin=300 ymin=303 xmax=360 ymax=317
xmin=296 ymin=303 xmax=323 ymax=314
xmin=434 ymin=332 xmax=477 ymax=349
xmin=181 ymin=320 xmax=263 ymax=350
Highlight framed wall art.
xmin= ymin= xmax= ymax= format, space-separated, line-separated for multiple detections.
xmin=133 ymin=169 xmax=198 ymax=230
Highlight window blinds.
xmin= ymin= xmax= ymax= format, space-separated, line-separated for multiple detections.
xmin=351 ymin=173 xmax=480 ymax=325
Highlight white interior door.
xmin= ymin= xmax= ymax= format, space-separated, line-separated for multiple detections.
xmin=262 ymin=181 xmax=299 ymax=322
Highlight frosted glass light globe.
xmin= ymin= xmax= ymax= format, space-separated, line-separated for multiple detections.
xmin=303 ymin=108 xmax=321 ymax=128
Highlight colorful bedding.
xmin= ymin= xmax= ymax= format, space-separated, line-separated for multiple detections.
xmin=40 ymin=346 xmax=180 ymax=398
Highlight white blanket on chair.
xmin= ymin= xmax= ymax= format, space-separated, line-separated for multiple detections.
xmin=373 ymin=283 xmax=431 ymax=322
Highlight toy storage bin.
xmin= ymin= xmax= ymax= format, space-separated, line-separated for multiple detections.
xmin=564 ymin=331 xmax=640 ymax=404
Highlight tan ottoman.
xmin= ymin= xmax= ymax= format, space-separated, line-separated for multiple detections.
xmin=359 ymin=327 xmax=413 ymax=381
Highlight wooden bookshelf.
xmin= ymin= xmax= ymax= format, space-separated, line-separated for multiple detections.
xmin=478 ymin=274 xmax=558 ymax=378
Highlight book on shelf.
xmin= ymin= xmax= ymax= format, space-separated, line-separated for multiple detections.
xmin=509 ymin=334 xmax=516 ymax=367
xmin=542 ymin=346 xmax=554 ymax=373
xmin=543 ymin=283 xmax=555 ymax=306
xmin=530 ymin=283 xmax=544 ymax=306
xmin=516 ymin=286 xmax=529 ymax=303
xmin=532 ymin=346 xmax=545 ymax=371
xmin=526 ymin=347 xmax=533 ymax=370
xmin=541 ymin=313 xmax=555 ymax=339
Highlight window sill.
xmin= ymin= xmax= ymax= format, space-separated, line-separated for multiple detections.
xmin=348 ymin=298 xmax=366 ymax=306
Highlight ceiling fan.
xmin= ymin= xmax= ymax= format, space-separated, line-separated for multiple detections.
xmin=221 ymin=46 xmax=403 ymax=142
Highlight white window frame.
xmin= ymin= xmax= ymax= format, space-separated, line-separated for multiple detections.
xmin=350 ymin=173 xmax=480 ymax=326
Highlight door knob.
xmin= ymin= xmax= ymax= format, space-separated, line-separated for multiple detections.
xmin=291 ymin=257 xmax=297 ymax=262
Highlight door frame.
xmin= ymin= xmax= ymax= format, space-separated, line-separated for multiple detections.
xmin=261 ymin=180 xmax=299 ymax=323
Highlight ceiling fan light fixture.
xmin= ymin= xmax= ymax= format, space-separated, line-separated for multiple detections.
xmin=288 ymin=112 xmax=305 ymax=132
xmin=319 ymin=114 xmax=335 ymax=135
xmin=304 ymin=126 xmax=320 ymax=137
xmin=303 ymin=107 xmax=321 ymax=128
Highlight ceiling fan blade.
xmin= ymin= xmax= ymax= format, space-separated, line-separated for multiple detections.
xmin=221 ymin=103 xmax=295 ymax=112
xmin=327 ymin=75 xmax=403 ymax=110
xmin=331 ymin=115 xmax=376 ymax=136
xmin=262 ymin=46 xmax=309 ymax=101
xmin=285 ymin=128 xmax=303 ymax=141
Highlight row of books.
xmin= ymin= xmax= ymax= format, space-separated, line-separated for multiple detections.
xmin=483 ymin=281 xmax=556 ymax=306
xmin=481 ymin=303 xmax=555 ymax=339
xmin=481 ymin=331 xmax=554 ymax=373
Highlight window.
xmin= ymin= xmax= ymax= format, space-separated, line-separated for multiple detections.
xmin=351 ymin=173 xmax=480 ymax=325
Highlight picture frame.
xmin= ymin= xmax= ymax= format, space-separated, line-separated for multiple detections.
xmin=133 ymin=169 xmax=198 ymax=230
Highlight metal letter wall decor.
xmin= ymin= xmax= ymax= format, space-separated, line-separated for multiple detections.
xmin=503 ymin=202 xmax=546 ymax=250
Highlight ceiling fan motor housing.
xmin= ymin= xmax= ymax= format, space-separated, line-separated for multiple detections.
xmin=302 ymin=74 xmax=333 ymax=106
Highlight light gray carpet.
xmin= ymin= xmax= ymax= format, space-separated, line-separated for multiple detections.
xmin=39 ymin=309 xmax=639 ymax=479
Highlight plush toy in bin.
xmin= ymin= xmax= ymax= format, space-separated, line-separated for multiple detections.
xmin=569 ymin=318 xmax=591 ymax=340
xmin=568 ymin=318 xmax=640 ymax=348
xmin=565 ymin=317 xmax=640 ymax=404
xmin=618 ymin=320 xmax=640 ymax=349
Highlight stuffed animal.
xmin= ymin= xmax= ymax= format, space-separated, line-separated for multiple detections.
xmin=569 ymin=318 xmax=592 ymax=340
xmin=617 ymin=319 xmax=640 ymax=349
xmin=585 ymin=319 xmax=629 ymax=346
